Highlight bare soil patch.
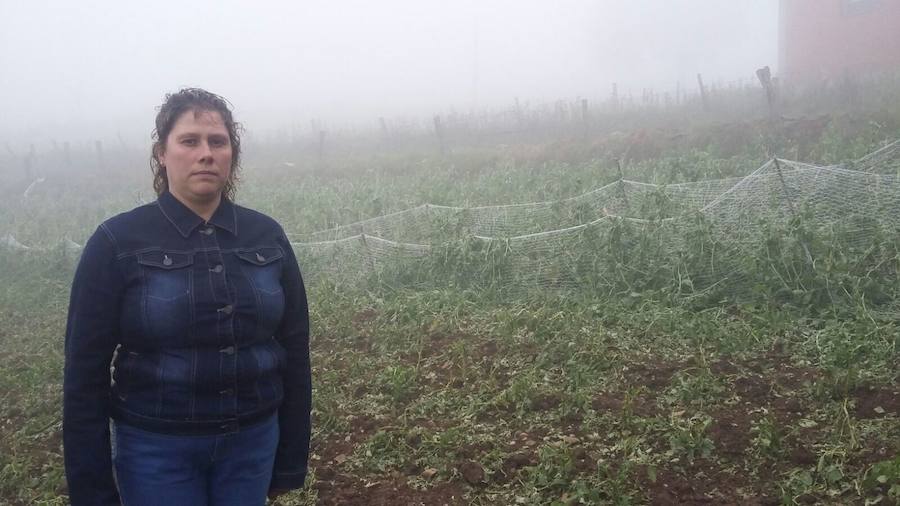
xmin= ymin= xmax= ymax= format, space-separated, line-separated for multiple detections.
xmin=495 ymin=451 xmax=537 ymax=483
xmin=314 ymin=474 xmax=467 ymax=506
xmin=853 ymin=384 xmax=900 ymax=419
xmin=640 ymin=464 xmax=778 ymax=506
xmin=456 ymin=460 xmax=485 ymax=485
xmin=624 ymin=359 xmax=684 ymax=390
xmin=708 ymin=408 xmax=751 ymax=458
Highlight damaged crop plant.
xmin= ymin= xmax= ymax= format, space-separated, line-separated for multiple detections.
xmin=2 ymin=119 xmax=900 ymax=505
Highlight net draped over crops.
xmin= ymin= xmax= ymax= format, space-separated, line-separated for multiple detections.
xmin=288 ymin=140 xmax=900 ymax=310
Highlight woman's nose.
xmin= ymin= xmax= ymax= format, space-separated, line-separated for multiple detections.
xmin=198 ymin=141 xmax=213 ymax=160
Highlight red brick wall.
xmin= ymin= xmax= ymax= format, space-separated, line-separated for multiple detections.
xmin=780 ymin=0 xmax=900 ymax=82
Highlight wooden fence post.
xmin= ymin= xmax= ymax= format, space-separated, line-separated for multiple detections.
xmin=317 ymin=130 xmax=326 ymax=160
xmin=697 ymin=73 xmax=709 ymax=111
xmin=379 ymin=117 xmax=392 ymax=150
xmin=433 ymin=115 xmax=445 ymax=156
xmin=611 ymin=83 xmax=619 ymax=112
xmin=581 ymin=99 xmax=589 ymax=141
xmin=756 ymin=66 xmax=776 ymax=118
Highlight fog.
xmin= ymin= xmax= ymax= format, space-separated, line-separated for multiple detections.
xmin=0 ymin=0 xmax=778 ymax=145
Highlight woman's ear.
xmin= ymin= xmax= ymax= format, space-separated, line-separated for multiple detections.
xmin=154 ymin=143 xmax=166 ymax=167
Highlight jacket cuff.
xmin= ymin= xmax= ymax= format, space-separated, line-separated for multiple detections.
xmin=270 ymin=469 xmax=307 ymax=491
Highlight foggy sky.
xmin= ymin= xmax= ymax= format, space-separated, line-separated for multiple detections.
xmin=0 ymin=0 xmax=778 ymax=145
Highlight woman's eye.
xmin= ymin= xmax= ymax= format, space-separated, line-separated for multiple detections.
xmin=182 ymin=138 xmax=197 ymax=146
xmin=210 ymin=138 xmax=228 ymax=147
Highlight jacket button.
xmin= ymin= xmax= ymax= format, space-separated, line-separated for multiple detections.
xmin=220 ymin=346 xmax=235 ymax=354
xmin=219 ymin=389 xmax=234 ymax=396
xmin=200 ymin=227 xmax=214 ymax=235
xmin=255 ymin=252 xmax=266 ymax=262
xmin=219 ymin=304 xmax=234 ymax=315
xmin=211 ymin=264 xmax=224 ymax=273
xmin=162 ymin=255 xmax=173 ymax=266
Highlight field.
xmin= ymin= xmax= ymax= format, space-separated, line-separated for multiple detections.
xmin=1 ymin=88 xmax=900 ymax=505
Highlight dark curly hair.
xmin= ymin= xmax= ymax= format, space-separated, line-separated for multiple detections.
xmin=150 ymin=88 xmax=243 ymax=200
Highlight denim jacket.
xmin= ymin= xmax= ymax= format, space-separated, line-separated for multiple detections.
xmin=63 ymin=191 xmax=311 ymax=505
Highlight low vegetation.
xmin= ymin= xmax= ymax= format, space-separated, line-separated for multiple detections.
xmin=1 ymin=92 xmax=898 ymax=504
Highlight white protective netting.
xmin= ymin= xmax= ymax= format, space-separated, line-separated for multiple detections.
xmin=289 ymin=176 xmax=745 ymax=244
xmin=289 ymin=141 xmax=900 ymax=305
xmin=851 ymin=138 xmax=900 ymax=174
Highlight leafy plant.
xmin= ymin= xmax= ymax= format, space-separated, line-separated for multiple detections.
xmin=666 ymin=414 xmax=715 ymax=463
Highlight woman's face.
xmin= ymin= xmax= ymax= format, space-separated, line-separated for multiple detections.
xmin=159 ymin=109 xmax=233 ymax=205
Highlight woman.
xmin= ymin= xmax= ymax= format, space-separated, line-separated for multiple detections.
xmin=63 ymin=88 xmax=311 ymax=506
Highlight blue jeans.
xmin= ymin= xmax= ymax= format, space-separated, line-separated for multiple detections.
xmin=112 ymin=415 xmax=279 ymax=506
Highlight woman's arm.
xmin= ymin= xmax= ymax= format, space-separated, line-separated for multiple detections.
xmin=63 ymin=224 xmax=124 ymax=506
xmin=270 ymin=232 xmax=312 ymax=492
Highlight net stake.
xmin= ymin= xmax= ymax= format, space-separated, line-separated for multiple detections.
xmin=774 ymin=157 xmax=814 ymax=265
xmin=616 ymin=158 xmax=630 ymax=211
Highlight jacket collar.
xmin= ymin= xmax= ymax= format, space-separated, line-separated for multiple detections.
xmin=157 ymin=191 xmax=238 ymax=238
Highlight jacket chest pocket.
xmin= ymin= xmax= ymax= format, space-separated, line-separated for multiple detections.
xmin=138 ymin=251 xmax=194 ymax=342
xmin=236 ymin=247 xmax=285 ymax=334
